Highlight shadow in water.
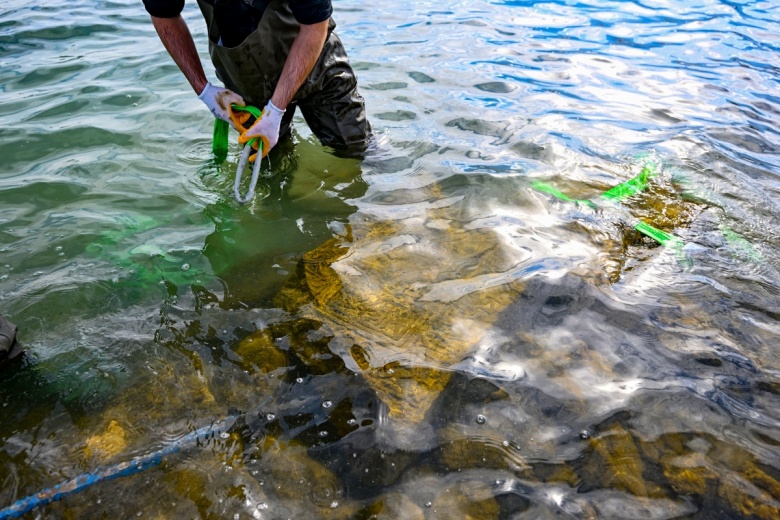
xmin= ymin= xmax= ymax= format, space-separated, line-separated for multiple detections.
xmin=202 ymin=139 xmax=369 ymax=309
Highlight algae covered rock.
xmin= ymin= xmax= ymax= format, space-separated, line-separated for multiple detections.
xmin=437 ymin=424 xmax=529 ymax=474
xmin=233 ymin=327 xmax=288 ymax=375
xmin=582 ymin=425 xmax=664 ymax=498
xmin=352 ymin=492 xmax=425 ymax=520
xmin=428 ymin=480 xmax=500 ymax=520
xmin=83 ymin=420 xmax=127 ymax=463
xmin=273 ymin=217 xmax=523 ymax=429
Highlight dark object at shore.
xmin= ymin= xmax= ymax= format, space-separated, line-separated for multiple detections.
xmin=0 ymin=314 xmax=24 ymax=369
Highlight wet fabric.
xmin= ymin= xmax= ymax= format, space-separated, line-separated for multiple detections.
xmin=142 ymin=0 xmax=185 ymax=18
xmin=0 ymin=314 xmax=23 ymax=369
xmin=196 ymin=0 xmax=371 ymax=152
xmin=212 ymin=0 xmax=265 ymax=48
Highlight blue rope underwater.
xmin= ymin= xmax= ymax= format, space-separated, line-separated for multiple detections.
xmin=0 ymin=416 xmax=237 ymax=519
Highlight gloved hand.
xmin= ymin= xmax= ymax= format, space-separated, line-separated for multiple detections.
xmin=198 ymin=82 xmax=245 ymax=129
xmin=238 ymin=100 xmax=285 ymax=161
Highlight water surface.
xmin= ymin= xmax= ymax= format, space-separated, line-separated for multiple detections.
xmin=1 ymin=0 xmax=780 ymax=518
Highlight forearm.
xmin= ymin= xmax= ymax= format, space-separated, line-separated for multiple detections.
xmin=151 ymin=15 xmax=208 ymax=95
xmin=270 ymin=20 xmax=328 ymax=110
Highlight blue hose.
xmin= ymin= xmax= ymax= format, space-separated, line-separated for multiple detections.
xmin=0 ymin=416 xmax=237 ymax=519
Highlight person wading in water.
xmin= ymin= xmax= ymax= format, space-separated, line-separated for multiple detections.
xmin=143 ymin=0 xmax=371 ymax=159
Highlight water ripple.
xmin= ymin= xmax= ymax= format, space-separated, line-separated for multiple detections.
xmin=2 ymin=0 xmax=780 ymax=517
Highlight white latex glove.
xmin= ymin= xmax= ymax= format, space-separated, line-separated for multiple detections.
xmin=238 ymin=100 xmax=285 ymax=161
xmin=198 ymin=82 xmax=244 ymax=128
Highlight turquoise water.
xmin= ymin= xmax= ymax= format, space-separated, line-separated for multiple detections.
xmin=2 ymin=0 xmax=780 ymax=517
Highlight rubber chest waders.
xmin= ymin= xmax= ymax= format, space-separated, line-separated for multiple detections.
xmin=199 ymin=0 xmax=311 ymax=105
xmin=197 ymin=0 xmax=363 ymax=141
xmin=201 ymin=0 xmax=371 ymax=203
xmin=198 ymin=0 xmax=371 ymax=203
xmin=199 ymin=0 xmax=292 ymax=203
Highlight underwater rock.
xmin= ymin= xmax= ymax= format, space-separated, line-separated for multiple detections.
xmin=271 ymin=318 xmax=347 ymax=375
xmin=321 ymin=442 xmax=418 ymax=499
xmin=437 ymin=424 xmax=529 ymax=474
xmin=160 ymin=432 xmax=271 ymax=519
xmin=582 ymin=425 xmax=663 ymax=498
xmin=632 ymin=425 xmax=780 ymax=518
xmin=233 ymin=327 xmax=288 ymax=375
xmin=83 ymin=420 xmax=127 ymax=463
xmin=276 ymin=204 xmax=555 ymax=429
xmin=259 ymin=437 xmax=355 ymax=518
xmin=274 ymin=220 xmax=523 ymax=430
xmin=703 ymin=439 xmax=780 ymax=518
xmin=716 ymin=470 xmax=780 ymax=520
xmin=351 ymin=492 xmax=425 ymax=519
xmin=167 ymin=467 xmax=224 ymax=517
xmin=661 ymin=451 xmax=717 ymax=496
xmin=428 ymin=484 xmax=500 ymax=520
xmin=586 ymin=489 xmax=697 ymax=519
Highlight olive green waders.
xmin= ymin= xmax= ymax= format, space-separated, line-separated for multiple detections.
xmin=197 ymin=0 xmax=371 ymax=152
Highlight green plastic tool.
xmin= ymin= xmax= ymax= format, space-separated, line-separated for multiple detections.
xmin=532 ymin=162 xmax=685 ymax=250
xmin=212 ymin=104 xmax=264 ymax=204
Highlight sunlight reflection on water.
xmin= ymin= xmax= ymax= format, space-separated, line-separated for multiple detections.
xmin=1 ymin=0 xmax=780 ymax=517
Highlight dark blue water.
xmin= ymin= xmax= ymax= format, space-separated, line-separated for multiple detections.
xmin=1 ymin=0 xmax=779 ymax=517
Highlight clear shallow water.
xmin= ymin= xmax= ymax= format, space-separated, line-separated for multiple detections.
xmin=1 ymin=0 xmax=780 ymax=517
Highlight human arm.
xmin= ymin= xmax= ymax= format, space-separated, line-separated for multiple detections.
xmin=270 ymin=19 xmax=329 ymax=110
xmin=150 ymin=14 xmax=208 ymax=95
xmin=149 ymin=14 xmax=244 ymax=123
xmin=239 ymin=19 xmax=328 ymax=157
